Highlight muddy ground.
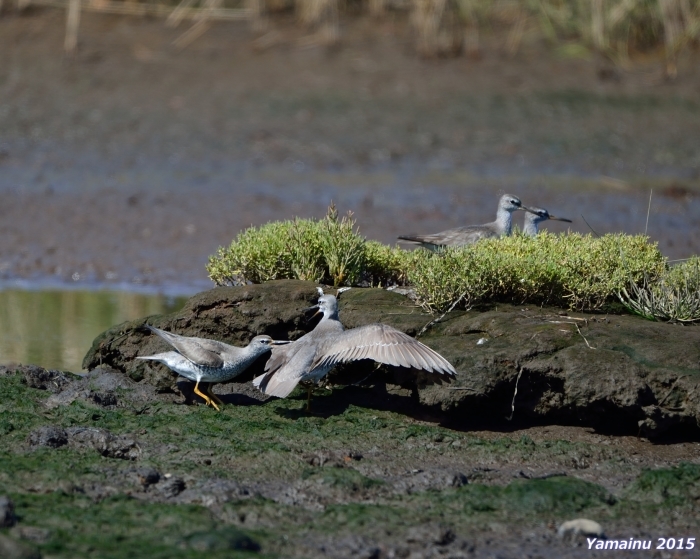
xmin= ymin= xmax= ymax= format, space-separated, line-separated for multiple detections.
xmin=1 ymin=362 xmax=700 ymax=559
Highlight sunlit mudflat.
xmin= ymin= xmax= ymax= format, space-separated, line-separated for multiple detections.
xmin=0 ymin=289 xmax=186 ymax=373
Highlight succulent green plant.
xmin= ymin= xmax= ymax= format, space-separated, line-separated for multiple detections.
xmin=407 ymin=232 xmax=666 ymax=312
xmin=208 ymin=209 xmax=672 ymax=313
xmin=207 ymin=204 xmax=382 ymax=288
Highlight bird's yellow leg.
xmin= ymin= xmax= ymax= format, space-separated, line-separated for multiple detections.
xmin=205 ymin=383 xmax=224 ymax=407
xmin=193 ymin=381 xmax=219 ymax=411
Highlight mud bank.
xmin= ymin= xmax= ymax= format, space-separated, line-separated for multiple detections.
xmin=84 ymin=280 xmax=700 ymax=439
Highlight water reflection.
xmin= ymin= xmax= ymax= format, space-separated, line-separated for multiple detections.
xmin=0 ymin=290 xmax=186 ymax=373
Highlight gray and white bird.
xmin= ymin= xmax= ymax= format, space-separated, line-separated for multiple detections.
xmin=398 ymin=194 xmax=537 ymax=250
xmin=522 ymin=206 xmax=572 ymax=236
xmin=137 ymin=325 xmax=289 ymax=410
xmin=253 ymin=289 xmax=456 ymax=409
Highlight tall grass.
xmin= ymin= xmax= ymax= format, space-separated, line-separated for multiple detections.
xmin=449 ymin=0 xmax=700 ymax=68
xmin=619 ymin=256 xmax=700 ymax=322
xmin=297 ymin=0 xmax=699 ymax=73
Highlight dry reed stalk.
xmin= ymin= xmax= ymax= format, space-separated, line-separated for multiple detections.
xmin=369 ymin=0 xmax=385 ymax=18
xmin=173 ymin=18 xmax=211 ymax=48
xmin=166 ymin=0 xmax=198 ymax=27
xmin=173 ymin=0 xmax=222 ymax=49
xmin=248 ymin=0 xmax=268 ymax=32
xmin=64 ymin=0 xmax=81 ymax=53
xmin=412 ymin=0 xmax=462 ymax=57
xmin=608 ymin=0 xmax=639 ymax=27
xmin=505 ymin=7 xmax=526 ymax=56
xmin=591 ymin=0 xmax=605 ymax=51
xmin=297 ymin=0 xmax=339 ymax=45
xmin=659 ymin=0 xmax=684 ymax=78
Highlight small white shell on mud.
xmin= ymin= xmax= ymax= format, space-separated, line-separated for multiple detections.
xmin=476 ymin=338 xmax=488 ymax=345
xmin=558 ymin=518 xmax=604 ymax=538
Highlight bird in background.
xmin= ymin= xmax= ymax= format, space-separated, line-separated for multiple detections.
xmin=137 ymin=325 xmax=289 ymax=411
xmin=253 ymin=288 xmax=456 ymax=410
xmin=521 ymin=206 xmax=572 ymax=236
xmin=397 ymin=193 xmax=537 ymax=250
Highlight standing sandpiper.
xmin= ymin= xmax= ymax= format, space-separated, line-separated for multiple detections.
xmin=137 ymin=325 xmax=289 ymax=410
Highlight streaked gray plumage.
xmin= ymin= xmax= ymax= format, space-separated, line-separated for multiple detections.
xmin=522 ymin=206 xmax=572 ymax=236
xmin=398 ymin=194 xmax=536 ymax=250
xmin=137 ymin=325 xmax=288 ymax=410
xmin=253 ymin=291 xmax=456 ymax=407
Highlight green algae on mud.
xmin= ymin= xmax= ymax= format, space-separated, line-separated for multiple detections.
xmin=5 ymin=493 xmax=263 ymax=559
xmin=2 ymin=365 xmax=700 ymax=557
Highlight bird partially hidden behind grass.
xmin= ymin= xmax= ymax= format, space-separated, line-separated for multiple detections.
xmin=398 ymin=193 xmax=537 ymax=250
xmin=137 ymin=325 xmax=289 ymax=411
xmin=253 ymin=288 xmax=456 ymax=411
xmin=522 ymin=206 xmax=572 ymax=236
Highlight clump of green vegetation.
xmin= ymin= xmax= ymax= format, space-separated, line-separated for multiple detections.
xmin=207 ymin=204 xmax=408 ymax=288
xmin=623 ymin=462 xmax=700 ymax=505
xmin=408 ymin=232 xmax=666 ymax=312
xmin=208 ymin=210 xmax=669 ymax=312
xmin=208 ymin=204 xmax=364 ymax=287
xmin=619 ymin=256 xmax=700 ymax=322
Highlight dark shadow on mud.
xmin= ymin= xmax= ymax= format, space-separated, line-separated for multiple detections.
xmin=176 ymin=379 xmax=268 ymax=407
xmin=269 ymin=373 xmax=700 ymax=444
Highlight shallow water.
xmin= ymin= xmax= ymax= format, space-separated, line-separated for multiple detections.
xmin=0 ymin=289 xmax=186 ymax=373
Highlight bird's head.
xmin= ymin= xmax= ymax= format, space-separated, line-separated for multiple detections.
xmin=527 ymin=207 xmax=572 ymax=224
xmin=500 ymin=194 xmax=538 ymax=215
xmin=249 ymin=335 xmax=290 ymax=353
xmin=304 ymin=288 xmax=339 ymax=320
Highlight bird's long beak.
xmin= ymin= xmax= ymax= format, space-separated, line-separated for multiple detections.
xmin=302 ymin=304 xmax=322 ymax=318
xmin=518 ymin=205 xmax=540 ymax=215
xmin=548 ymin=214 xmax=572 ymax=223
xmin=271 ymin=340 xmax=291 ymax=345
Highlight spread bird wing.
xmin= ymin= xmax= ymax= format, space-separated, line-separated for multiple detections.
xmin=253 ymin=340 xmax=302 ymax=391
xmin=254 ymin=340 xmax=317 ymax=398
xmin=263 ymin=338 xmax=305 ymax=376
xmin=311 ymin=323 xmax=456 ymax=377
xmin=145 ymin=325 xmax=224 ymax=368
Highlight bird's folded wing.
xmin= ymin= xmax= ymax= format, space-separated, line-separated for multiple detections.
xmin=311 ymin=323 xmax=456 ymax=376
xmin=147 ymin=325 xmax=224 ymax=368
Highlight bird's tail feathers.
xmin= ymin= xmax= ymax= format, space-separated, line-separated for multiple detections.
xmin=135 ymin=353 xmax=172 ymax=364
xmin=260 ymin=375 xmax=300 ymax=399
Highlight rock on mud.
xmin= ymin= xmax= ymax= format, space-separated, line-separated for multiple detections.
xmin=26 ymin=425 xmax=141 ymax=460
xmin=83 ymin=280 xmax=700 ymax=438
xmin=558 ymin=518 xmax=605 ymax=539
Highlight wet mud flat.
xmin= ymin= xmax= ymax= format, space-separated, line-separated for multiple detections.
xmin=2 ymin=365 xmax=700 ymax=559
xmin=1 ymin=10 xmax=700 ymax=291
xmin=2 ymin=282 xmax=700 ymax=558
